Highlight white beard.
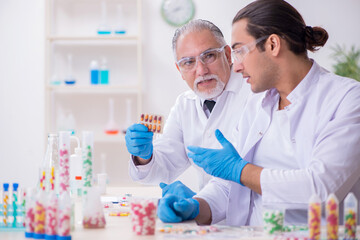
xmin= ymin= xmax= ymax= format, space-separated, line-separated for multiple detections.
xmin=193 ymin=74 xmax=225 ymax=99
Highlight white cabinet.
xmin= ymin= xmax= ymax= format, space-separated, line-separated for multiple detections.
xmin=45 ymin=0 xmax=143 ymax=186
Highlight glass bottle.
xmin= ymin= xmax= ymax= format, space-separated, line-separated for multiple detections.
xmin=42 ymin=133 xmax=59 ymax=193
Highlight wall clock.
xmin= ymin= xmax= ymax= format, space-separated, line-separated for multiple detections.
xmin=161 ymin=0 xmax=195 ymax=27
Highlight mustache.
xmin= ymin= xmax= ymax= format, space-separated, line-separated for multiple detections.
xmin=194 ymin=74 xmax=220 ymax=85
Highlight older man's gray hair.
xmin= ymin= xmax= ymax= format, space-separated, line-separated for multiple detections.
xmin=172 ymin=19 xmax=226 ymax=60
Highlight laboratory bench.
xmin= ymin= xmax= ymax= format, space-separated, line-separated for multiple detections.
xmin=0 ymin=187 xmax=357 ymax=240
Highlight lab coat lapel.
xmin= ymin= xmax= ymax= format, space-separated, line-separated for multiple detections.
xmin=241 ymin=97 xmax=274 ymax=160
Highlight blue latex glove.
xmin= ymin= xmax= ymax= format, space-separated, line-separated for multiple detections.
xmin=187 ymin=129 xmax=249 ymax=185
xmin=159 ymin=181 xmax=196 ymax=198
xmin=125 ymin=123 xmax=153 ymax=159
xmin=157 ymin=194 xmax=199 ymax=223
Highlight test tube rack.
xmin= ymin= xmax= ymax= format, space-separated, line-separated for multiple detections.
xmin=0 ymin=203 xmax=25 ymax=231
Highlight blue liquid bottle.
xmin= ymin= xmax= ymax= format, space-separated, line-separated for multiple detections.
xmin=100 ymin=58 xmax=109 ymax=85
xmin=90 ymin=60 xmax=99 ymax=84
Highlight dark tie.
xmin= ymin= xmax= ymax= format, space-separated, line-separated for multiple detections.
xmin=204 ymin=100 xmax=216 ymax=113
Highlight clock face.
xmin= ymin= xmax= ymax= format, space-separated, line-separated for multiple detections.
xmin=161 ymin=0 xmax=195 ymax=27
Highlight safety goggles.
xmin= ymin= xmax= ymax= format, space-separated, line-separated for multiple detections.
xmin=231 ymin=36 xmax=269 ymax=63
xmin=176 ymin=45 xmax=226 ymax=72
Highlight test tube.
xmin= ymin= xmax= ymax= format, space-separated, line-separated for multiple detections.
xmin=45 ymin=191 xmax=58 ymax=239
xmin=59 ymin=131 xmax=71 ymax=194
xmin=344 ymin=192 xmax=357 ymax=240
xmin=308 ymin=194 xmax=321 ymax=240
xmin=326 ymin=193 xmax=339 ymax=240
xmin=82 ymin=131 xmax=94 ymax=197
xmin=12 ymin=183 xmax=19 ymax=228
xmin=33 ymin=189 xmax=46 ymax=239
xmin=2 ymin=183 xmax=10 ymax=227
xmin=57 ymin=192 xmax=71 ymax=239
xmin=21 ymin=188 xmax=26 ymax=227
xmin=25 ymin=188 xmax=36 ymax=238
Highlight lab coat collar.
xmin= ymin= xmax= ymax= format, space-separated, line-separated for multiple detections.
xmin=261 ymin=59 xmax=321 ymax=109
xmin=286 ymin=59 xmax=320 ymax=106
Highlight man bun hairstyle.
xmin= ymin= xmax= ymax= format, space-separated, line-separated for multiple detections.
xmin=232 ymin=0 xmax=328 ymax=55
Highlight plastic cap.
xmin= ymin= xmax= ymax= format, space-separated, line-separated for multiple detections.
xmin=13 ymin=183 xmax=19 ymax=191
xmin=45 ymin=234 xmax=57 ymax=240
xmin=90 ymin=60 xmax=99 ymax=69
xmin=3 ymin=183 xmax=9 ymax=191
xmin=56 ymin=235 xmax=72 ymax=240
xmin=25 ymin=232 xmax=34 ymax=238
xmin=33 ymin=233 xmax=46 ymax=239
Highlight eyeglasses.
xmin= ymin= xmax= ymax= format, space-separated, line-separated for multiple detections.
xmin=231 ymin=36 xmax=268 ymax=63
xmin=176 ymin=45 xmax=226 ymax=72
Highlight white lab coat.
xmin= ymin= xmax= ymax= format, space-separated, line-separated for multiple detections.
xmin=197 ymin=61 xmax=360 ymax=226
xmin=129 ymin=71 xmax=252 ymax=190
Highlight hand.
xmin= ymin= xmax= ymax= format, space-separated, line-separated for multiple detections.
xmin=187 ymin=129 xmax=248 ymax=185
xmin=159 ymin=181 xmax=196 ymax=198
xmin=125 ymin=123 xmax=153 ymax=159
xmin=157 ymin=194 xmax=199 ymax=223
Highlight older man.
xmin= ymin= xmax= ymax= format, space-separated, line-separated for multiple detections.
xmin=125 ymin=19 xmax=251 ymax=194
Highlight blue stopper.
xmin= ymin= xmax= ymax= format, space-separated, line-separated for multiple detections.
xmin=13 ymin=183 xmax=19 ymax=191
xmin=3 ymin=183 xmax=9 ymax=191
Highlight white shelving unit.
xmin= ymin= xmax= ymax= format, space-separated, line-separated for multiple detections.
xmin=45 ymin=0 xmax=142 ymax=186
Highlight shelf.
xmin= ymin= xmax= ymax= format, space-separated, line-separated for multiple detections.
xmin=47 ymin=85 xmax=141 ymax=94
xmin=47 ymin=34 xmax=139 ymax=45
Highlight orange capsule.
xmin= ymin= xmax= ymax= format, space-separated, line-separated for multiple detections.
xmin=152 ymin=124 xmax=156 ymax=132
xmin=140 ymin=114 xmax=144 ymax=121
xmin=158 ymin=116 xmax=162 ymax=124
xmin=157 ymin=125 xmax=161 ymax=133
xmin=149 ymin=124 xmax=152 ymax=131
xmin=154 ymin=116 xmax=158 ymax=124
xmin=145 ymin=114 xmax=149 ymax=122
xmin=149 ymin=115 xmax=153 ymax=123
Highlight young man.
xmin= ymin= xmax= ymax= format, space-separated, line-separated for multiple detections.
xmin=158 ymin=0 xmax=360 ymax=226
xmin=125 ymin=20 xmax=251 ymax=193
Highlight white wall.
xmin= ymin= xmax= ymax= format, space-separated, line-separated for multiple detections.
xmin=0 ymin=0 xmax=359 ymax=190
xmin=0 ymin=0 xmax=45 ymax=187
